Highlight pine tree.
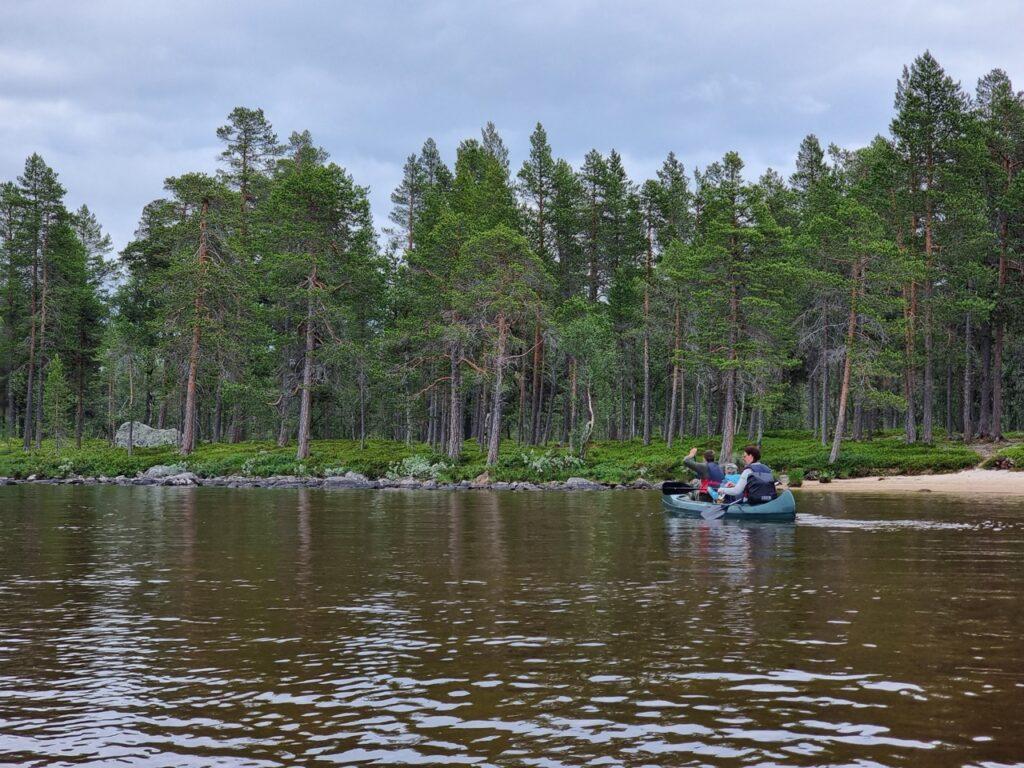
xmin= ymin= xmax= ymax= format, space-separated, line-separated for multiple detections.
xmin=975 ymin=69 xmax=1024 ymax=439
xmin=44 ymin=354 xmax=71 ymax=449
xmin=389 ymin=154 xmax=426 ymax=254
xmin=480 ymin=121 xmax=510 ymax=176
xmin=260 ymin=132 xmax=377 ymax=460
xmin=891 ymin=51 xmax=969 ymax=442
xmin=15 ymin=154 xmax=66 ymax=450
xmin=451 ymin=225 xmax=549 ymax=464
xmin=216 ymin=107 xmax=283 ymax=248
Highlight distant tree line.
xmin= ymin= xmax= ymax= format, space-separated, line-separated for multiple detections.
xmin=2 ymin=52 xmax=1023 ymax=465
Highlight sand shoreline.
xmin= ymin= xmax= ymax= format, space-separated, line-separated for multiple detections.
xmin=793 ymin=468 xmax=1024 ymax=496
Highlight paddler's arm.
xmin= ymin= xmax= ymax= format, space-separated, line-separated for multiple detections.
xmin=719 ymin=469 xmax=751 ymax=500
xmin=683 ymin=448 xmax=708 ymax=478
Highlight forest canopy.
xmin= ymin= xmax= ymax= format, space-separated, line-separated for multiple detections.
xmin=2 ymin=52 xmax=1023 ymax=468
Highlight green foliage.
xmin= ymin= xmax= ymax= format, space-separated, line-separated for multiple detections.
xmin=0 ymin=432 xmax=982 ymax=483
xmin=387 ymin=454 xmax=451 ymax=480
xmin=984 ymin=445 xmax=1024 ymax=470
xmin=43 ymin=355 xmax=71 ymax=448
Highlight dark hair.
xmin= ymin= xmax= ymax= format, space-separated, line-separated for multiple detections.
xmin=703 ymin=450 xmax=715 ymax=462
xmin=743 ymin=444 xmax=761 ymax=462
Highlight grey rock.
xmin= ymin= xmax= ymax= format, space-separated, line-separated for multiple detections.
xmin=144 ymin=464 xmax=188 ymax=479
xmin=161 ymin=472 xmax=199 ymax=486
xmin=115 ymin=421 xmax=180 ymax=449
xmin=491 ymin=481 xmax=511 ymax=491
xmin=564 ymin=477 xmax=604 ymax=491
xmin=324 ymin=471 xmax=374 ymax=489
xmin=631 ymin=478 xmax=654 ymax=490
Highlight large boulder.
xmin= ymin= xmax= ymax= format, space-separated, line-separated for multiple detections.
xmin=144 ymin=464 xmax=188 ymax=479
xmin=323 ymin=471 xmax=375 ymax=489
xmin=115 ymin=422 xmax=180 ymax=449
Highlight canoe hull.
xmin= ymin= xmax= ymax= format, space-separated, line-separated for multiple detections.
xmin=662 ymin=489 xmax=796 ymax=522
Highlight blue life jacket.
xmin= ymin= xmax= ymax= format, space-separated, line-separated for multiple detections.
xmin=706 ymin=461 xmax=725 ymax=485
xmin=744 ymin=462 xmax=777 ymax=504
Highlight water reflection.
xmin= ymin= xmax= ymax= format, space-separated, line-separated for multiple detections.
xmin=0 ymin=485 xmax=1021 ymax=766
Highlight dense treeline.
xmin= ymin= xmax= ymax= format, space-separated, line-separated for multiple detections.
xmin=2 ymin=52 xmax=1023 ymax=466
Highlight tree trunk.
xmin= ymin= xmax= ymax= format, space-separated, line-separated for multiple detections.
xmin=487 ymin=314 xmax=509 ymax=465
xmin=22 ymin=216 xmax=44 ymax=450
xmin=819 ymin=306 xmax=828 ymax=447
xmin=446 ymin=342 xmax=463 ymax=459
xmin=357 ymin=363 xmax=367 ymax=450
xmin=180 ymin=198 xmax=210 ymax=456
xmin=213 ymin=379 xmax=224 ymax=443
xmin=578 ymin=382 xmax=594 ymax=459
xmin=642 ymin=229 xmax=653 ymax=446
xmin=678 ymin=369 xmax=686 ymax=440
xmin=922 ymin=201 xmax=934 ymax=443
xmin=979 ymin=323 xmax=991 ymax=436
xmin=34 ymin=245 xmax=52 ymax=449
xmin=530 ymin=321 xmax=543 ymax=444
xmin=75 ymin=352 xmax=85 ymax=449
xmin=568 ymin=358 xmax=578 ymax=452
xmin=903 ymin=281 xmax=917 ymax=443
xmin=127 ymin=361 xmax=135 ymax=456
xmin=829 ymin=259 xmax=862 ymax=465
xmin=517 ymin=354 xmax=527 ymax=442
xmin=719 ymin=287 xmax=738 ymax=461
xmin=962 ymin=314 xmax=972 ymax=442
xmin=296 ymin=256 xmax=317 ymax=461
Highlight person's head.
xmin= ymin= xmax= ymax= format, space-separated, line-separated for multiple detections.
xmin=724 ymin=462 xmax=738 ymax=475
xmin=743 ymin=444 xmax=761 ymax=465
xmin=703 ymin=450 xmax=715 ymax=463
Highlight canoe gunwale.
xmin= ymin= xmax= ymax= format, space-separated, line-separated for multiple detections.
xmin=661 ymin=489 xmax=796 ymax=522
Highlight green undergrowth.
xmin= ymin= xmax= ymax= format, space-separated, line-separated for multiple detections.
xmin=0 ymin=431 xmax=983 ymax=483
xmin=982 ymin=443 xmax=1024 ymax=470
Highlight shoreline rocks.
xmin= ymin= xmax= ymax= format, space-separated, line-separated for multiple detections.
xmin=0 ymin=471 xmax=665 ymax=492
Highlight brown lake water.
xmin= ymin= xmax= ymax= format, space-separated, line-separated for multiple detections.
xmin=0 ymin=485 xmax=1022 ymax=767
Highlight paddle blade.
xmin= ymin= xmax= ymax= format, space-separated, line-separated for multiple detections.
xmin=661 ymin=481 xmax=697 ymax=495
xmin=701 ymin=505 xmax=727 ymax=521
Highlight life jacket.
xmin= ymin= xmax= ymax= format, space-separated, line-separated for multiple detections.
xmin=698 ymin=461 xmax=725 ymax=493
xmin=743 ymin=462 xmax=778 ymax=504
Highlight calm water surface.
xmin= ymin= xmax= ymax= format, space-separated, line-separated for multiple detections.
xmin=0 ymin=486 xmax=1022 ymax=767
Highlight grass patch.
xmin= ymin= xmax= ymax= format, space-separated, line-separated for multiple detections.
xmin=982 ymin=444 xmax=1024 ymax=470
xmin=0 ymin=431 xmax=982 ymax=483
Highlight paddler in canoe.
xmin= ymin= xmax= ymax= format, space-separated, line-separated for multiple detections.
xmin=716 ymin=445 xmax=779 ymax=506
xmin=664 ymin=444 xmax=795 ymax=521
xmin=683 ymin=448 xmax=724 ymax=501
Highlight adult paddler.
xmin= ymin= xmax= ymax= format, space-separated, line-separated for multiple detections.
xmin=683 ymin=447 xmax=725 ymax=502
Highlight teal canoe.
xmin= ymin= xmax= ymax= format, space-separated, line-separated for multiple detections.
xmin=662 ymin=489 xmax=797 ymax=522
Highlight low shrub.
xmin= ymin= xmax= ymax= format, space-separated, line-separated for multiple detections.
xmin=386 ymin=454 xmax=451 ymax=480
xmin=0 ymin=431 xmax=990 ymax=484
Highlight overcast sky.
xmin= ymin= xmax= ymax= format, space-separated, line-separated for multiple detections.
xmin=3 ymin=0 xmax=1023 ymax=251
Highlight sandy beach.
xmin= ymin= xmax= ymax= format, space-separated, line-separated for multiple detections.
xmin=794 ymin=468 xmax=1024 ymax=496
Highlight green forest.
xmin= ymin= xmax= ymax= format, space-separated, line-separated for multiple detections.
xmin=2 ymin=52 xmax=1023 ymax=479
